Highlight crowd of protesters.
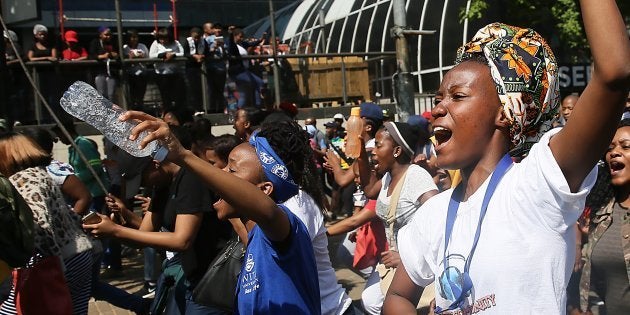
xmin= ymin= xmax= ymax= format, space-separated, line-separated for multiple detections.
xmin=2 ymin=22 xmax=294 ymax=127
xmin=1 ymin=0 xmax=630 ymax=314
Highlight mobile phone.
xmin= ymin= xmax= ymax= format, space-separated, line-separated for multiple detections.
xmin=82 ymin=212 xmax=102 ymax=225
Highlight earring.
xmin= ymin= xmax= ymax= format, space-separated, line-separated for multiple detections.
xmin=393 ymin=154 xmax=399 ymax=158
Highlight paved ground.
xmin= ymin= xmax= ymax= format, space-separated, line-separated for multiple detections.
xmin=88 ymin=228 xmax=368 ymax=314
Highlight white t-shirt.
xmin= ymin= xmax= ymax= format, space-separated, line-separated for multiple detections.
xmin=46 ymin=159 xmax=75 ymax=187
xmin=398 ymin=129 xmax=597 ymax=314
xmin=283 ymin=190 xmax=352 ymax=315
xmin=236 ymin=44 xmax=249 ymax=69
xmin=376 ymin=164 xmax=437 ymax=247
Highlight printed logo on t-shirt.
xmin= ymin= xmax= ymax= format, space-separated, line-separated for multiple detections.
xmin=241 ymin=254 xmax=260 ymax=294
xmin=440 ymin=294 xmax=496 ymax=315
xmin=436 ymin=254 xmax=497 ymax=314
xmin=245 ymin=253 xmax=255 ymax=272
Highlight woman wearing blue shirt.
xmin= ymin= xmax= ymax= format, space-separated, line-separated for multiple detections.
xmin=122 ymin=116 xmax=321 ymax=314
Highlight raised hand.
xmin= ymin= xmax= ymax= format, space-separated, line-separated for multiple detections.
xmin=119 ymin=111 xmax=187 ymax=162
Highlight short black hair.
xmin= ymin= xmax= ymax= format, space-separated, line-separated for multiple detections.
xmin=157 ymin=28 xmax=170 ymax=39
xmin=202 ymin=134 xmax=240 ymax=164
xmin=127 ymin=29 xmax=139 ymax=38
xmin=364 ymin=118 xmax=382 ymax=138
xmin=164 ymin=107 xmax=194 ymax=127
xmin=619 ymin=118 xmax=630 ymax=129
xmin=170 ymin=125 xmax=193 ymax=150
xmin=191 ymin=118 xmax=213 ymax=143
xmin=240 ymin=107 xmax=268 ymax=129
xmin=232 ymin=28 xmax=244 ymax=37
xmin=19 ymin=127 xmax=55 ymax=154
xmin=261 ymin=111 xmax=292 ymax=125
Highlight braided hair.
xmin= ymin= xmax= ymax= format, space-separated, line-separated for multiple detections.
xmin=257 ymin=120 xmax=325 ymax=211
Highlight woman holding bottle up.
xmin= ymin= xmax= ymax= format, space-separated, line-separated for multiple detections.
xmin=106 ymin=117 xmax=322 ymax=314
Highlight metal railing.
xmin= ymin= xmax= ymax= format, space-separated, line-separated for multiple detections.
xmin=6 ymin=51 xmax=403 ymax=125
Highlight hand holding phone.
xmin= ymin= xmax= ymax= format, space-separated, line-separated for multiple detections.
xmin=82 ymin=212 xmax=102 ymax=225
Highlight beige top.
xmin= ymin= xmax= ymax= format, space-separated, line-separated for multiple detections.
xmin=10 ymin=167 xmax=92 ymax=260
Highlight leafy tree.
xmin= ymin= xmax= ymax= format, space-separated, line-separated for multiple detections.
xmin=461 ymin=0 xmax=630 ymax=62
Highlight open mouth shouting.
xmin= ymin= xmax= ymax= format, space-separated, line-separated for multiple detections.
xmin=371 ymin=156 xmax=381 ymax=173
xmin=609 ymin=160 xmax=625 ymax=176
xmin=433 ymin=126 xmax=453 ymax=152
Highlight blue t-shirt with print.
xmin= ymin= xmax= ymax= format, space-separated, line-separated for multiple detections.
xmin=235 ymin=205 xmax=320 ymax=315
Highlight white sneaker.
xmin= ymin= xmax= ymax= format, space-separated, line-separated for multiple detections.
xmin=142 ymin=290 xmax=155 ymax=299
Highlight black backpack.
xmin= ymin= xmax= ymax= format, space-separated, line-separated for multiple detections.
xmin=0 ymin=175 xmax=34 ymax=267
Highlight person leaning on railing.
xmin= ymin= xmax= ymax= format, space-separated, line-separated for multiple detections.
xmin=149 ymin=28 xmax=185 ymax=109
xmin=89 ymin=26 xmax=118 ymax=102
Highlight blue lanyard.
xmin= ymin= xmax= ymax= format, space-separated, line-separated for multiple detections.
xmin=442 ymin=154 xmax=513 ymax=297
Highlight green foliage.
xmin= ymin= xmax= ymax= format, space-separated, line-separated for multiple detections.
xmin=551 ymin=0 xmax=586 ymax=53
xmin=460 ymin=0 xmax=488 ymax=21
xmin=460 ymin=0 xmax=629 ymax=62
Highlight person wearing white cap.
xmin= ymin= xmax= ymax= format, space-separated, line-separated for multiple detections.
xmin=333 ymin=113 xmax=346 ymax=138
xmin=27 ymin=24 xmax=58 ymax=123
xmin=28 ymin=24 xmax=57 ymax=62
xmin=3 ymin=30 xmax=17 ymax=44
xmin=3 ymin=30 xmax=21 ymax=63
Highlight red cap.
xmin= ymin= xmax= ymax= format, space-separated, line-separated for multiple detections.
xmin=64 ymin=30 xmax=79 ymax=43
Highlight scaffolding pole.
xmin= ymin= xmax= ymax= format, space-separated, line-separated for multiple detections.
xmin=268 ymin=0 xmax=281 ymax=107
xmin=114 ymin=0 xmax=127 ymax=109
xmin=391 ymin=0 xmax=434 ymax=123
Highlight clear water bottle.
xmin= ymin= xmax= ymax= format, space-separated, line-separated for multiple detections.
xmin=60 ymin=81 xmax=168 ymax=160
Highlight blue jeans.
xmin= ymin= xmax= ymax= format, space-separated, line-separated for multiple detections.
xmin=144 ymin=247 xmax=158 ymax=283
xmin=232 ymin=71 xmax=262 ymax=108
xmin=151 ymin=258 xmax=187 ymax=315
xmin=91 ymin=253 xmax=147 ymax=313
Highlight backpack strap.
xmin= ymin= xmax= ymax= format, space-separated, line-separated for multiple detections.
xmin=385 ymin=168 xmax=408 ymax=250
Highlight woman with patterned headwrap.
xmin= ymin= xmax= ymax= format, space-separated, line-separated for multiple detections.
xmin=382 ymin=0 xmax=630 ymax=314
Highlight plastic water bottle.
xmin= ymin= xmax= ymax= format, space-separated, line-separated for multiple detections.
xmin=60 ymin=81 xmax=168 ymax=160
xmin=345 ymin=106 xmax=364 ymax=158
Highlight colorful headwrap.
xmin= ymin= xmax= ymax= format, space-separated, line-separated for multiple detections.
xmin=249 ymin=131 xmax=299 ymax=203
xmin=456 ymin=23 xmax=560 ymax=156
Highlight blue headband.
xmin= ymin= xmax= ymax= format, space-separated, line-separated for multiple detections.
xmin=249 ymin=132 xmax=299 ymax=203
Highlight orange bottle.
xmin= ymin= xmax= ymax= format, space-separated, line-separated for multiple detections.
xmin=345 ymin=107 xmax=364 ymax=158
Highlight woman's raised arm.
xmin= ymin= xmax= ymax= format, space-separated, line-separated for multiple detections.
xmin=550 ymin=0 xmax=630 ymax=192
xmin=121 ymin=111 xmax=290 ymax=241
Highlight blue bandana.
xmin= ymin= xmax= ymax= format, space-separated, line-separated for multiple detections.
xmin=249 ymin=132 xmax=299 ymax=203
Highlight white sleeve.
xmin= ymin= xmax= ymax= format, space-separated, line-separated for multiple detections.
xmin=148 ymin=41 xmax=160 ymax=58
xmin=174 ymin=41 xmax=184 ymax=57
xmin=403 ymin=165 xmax=438 ymax=204
xmin=509 ymin=128 xmax=598 ymax=232
xmin=398 ymin=215 xmax=435 ymax=287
